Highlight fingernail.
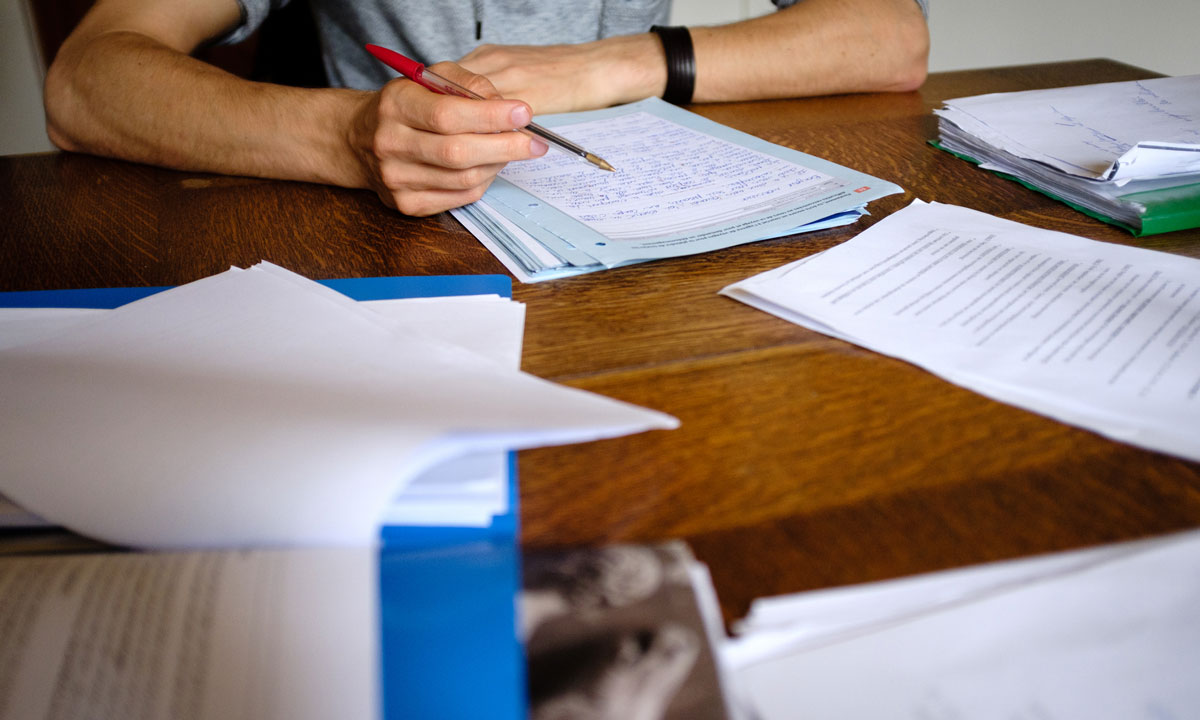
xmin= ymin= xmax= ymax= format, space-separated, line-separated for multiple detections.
xmin=530 ymin=138 xmax=549 ymax=157
xmin=510 ymin=105 xmax=532 ymax=127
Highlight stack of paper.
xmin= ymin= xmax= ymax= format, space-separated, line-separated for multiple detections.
xmin=934 ymin=74 xmax=1200 ymax=235
xmin=723 ymin=200 xmax=1200 ymax=463
xmin=724 ymin=530 xmax=1200 ymax=719
xmin=453 ymin=97 xmax=901 ymax=282
xmin=0 ymin=262 xmax=678 ymax=549
xmin=0 ymin=292 xmax=527 ymax=533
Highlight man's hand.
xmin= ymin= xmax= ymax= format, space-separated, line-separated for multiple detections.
xmin=348 ymin=62 xmax=548 ymax=216
xmin=459 ymin=0 xmax=928 ymax=113
xmin=458 ymin=35 xmax=666 ymax=115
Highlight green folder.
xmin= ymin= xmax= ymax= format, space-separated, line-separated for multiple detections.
xmin=931 ymin=141 xmax=1200 ymax=237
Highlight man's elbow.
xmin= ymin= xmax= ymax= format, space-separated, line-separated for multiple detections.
xmin=889 ymin=54 xmax=928 ymax=93
xmin=43 ymin=55 xmax=85 ymax=153
xmin=884 ymin=19 xmax=930 ymax=92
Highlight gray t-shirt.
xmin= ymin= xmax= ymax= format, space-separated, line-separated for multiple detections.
xmin=223 ymin=0 xmax=927 ymax=90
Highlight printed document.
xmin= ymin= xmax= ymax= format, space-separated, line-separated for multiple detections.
xmin=723 ymin=200 xmax=1200 ymax=461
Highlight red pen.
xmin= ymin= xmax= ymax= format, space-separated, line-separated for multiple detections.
xmin=365 ymin=44 xmax=615 ymax=172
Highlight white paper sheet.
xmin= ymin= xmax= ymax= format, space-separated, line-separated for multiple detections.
xmin=0 ymin=263 xmax=677 ymax=548
xmin=723 ymin=200 xmax=1200 ymax=462
xmin=724 ymin=539 xmax=1147 ymax=671
xmin=0 ymin=547 xmax=376 ymax=720
xmin=728 ymin=530 xmax=1200 ymax=720
xmin=0 ymin=307 xmax=102 ymax=350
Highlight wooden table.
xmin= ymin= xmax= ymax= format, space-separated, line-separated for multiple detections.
xmin=3 ymin=59 xmax=1198 ymax=626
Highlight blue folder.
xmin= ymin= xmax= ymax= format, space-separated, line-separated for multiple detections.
xmin=0 ymin=275 xmax=525 ymax=720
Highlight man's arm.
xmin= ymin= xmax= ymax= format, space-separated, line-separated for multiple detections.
xmin=43 ymin=0 xmax=547 ymax=216
xmin=459 ymin=0 xmax=929 ymax=114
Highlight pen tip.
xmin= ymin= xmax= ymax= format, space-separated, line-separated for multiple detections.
xmin=589 ymin=154 xmax=616 ymax=172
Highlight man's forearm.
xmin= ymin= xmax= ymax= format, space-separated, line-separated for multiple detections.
xmin=459 ymin=0 xmax=927 ymax=115
xmin=45 ymin=30 xmax=371 ymax=189
xmin=689 ymin=0 xmax=929 ymax=103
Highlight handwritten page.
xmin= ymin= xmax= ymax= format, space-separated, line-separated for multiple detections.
xmin=0 ymin=547 xmax=375 ymax=720
xmin=935 ymin=75 xmax=1200 ymax=180
xmin=0 ymin=263 xmax=677 ymax=548
xmin=727 ymin=530 xmax=1200 ymax=720
xmin=476 ymin=97 xmax=898 ymax=269
xmin=723 ymin=200 xmax=1200 ymax=462
xmin=499 ymin=111 xmax=843 ymax=240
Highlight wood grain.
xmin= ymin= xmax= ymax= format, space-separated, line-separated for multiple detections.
xmin=3 ymin=60 xmax=1198 ymax=625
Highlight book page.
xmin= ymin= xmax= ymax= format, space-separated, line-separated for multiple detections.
xmin=0 ymin=548 xmax=376 ymax=720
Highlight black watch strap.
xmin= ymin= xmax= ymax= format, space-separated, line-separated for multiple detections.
xmin=650 ymin=25 xmax=695 ymax=105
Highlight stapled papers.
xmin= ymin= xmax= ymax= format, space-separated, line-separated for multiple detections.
xmin=453 ymin=97 xmax=901 ymax=281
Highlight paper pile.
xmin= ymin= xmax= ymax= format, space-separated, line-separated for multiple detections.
xmin=934 ymin=74 xmax=1200 ymax=235
xmin=453 ymin=97 xmax=901 ymax=282
xmin=0 ymin=263 xmax=677 ymax=548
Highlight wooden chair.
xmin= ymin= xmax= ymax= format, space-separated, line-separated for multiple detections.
xmin=29 ymin=0 xmax=327 ymax=87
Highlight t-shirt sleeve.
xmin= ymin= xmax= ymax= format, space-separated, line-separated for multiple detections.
xmin=772 ymin=0 xmax=928 ymax=19
xmin=216 ymin=0 xmax=292 ymax=45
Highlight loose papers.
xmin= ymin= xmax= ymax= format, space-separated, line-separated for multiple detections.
xmin=725 ymin=530 xmax=1200 ymax=720
xmin=453 ymin=97 xmax=901 ymax=282
xmin=934 ymin=75 xmax=1200 ymax=235
xmin=722 ymin=200 xmax=1200 ymax=462
xmin=0 ymin=263 xmax=678 ymax=549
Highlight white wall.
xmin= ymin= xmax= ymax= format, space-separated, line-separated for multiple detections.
xmin=2 ymin=0 xmax=54 ymax=155
xmin=3 ymin=0 xmax=1197 ymax=156
xmin=670 ymin=0 xmax=1199 ymax=75
xmin=923 ymin=0 xmax=1199 ymax=76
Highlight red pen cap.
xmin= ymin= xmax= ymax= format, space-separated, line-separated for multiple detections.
xmin=365 ymin=44 xmax=425 ymax=82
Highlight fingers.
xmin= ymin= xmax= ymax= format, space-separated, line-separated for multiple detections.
xmin=353 ymin=65 xmax=551 ymax=216
xmin=373 ymin=180 xmax=499 ymax=218
xmin=381 ymin=71 xmax=531 ymax=138
xmin=373 ymin=159 xmax=506 ymax=216
xmin=425 ymin=61 xmax=506 ymax=101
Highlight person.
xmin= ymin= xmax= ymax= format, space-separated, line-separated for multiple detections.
xmin=44 ymin=0 xmax=930 ymax=217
